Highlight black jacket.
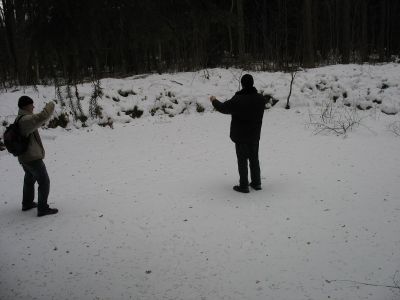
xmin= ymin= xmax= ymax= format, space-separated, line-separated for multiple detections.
xmin=212 ymin=87 xmax=266 ymax=143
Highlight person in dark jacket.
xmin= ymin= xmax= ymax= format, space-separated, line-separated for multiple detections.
xmin=17 ymin=96 xmax=58 ymax=217
xmin=209 ymin=74 xmax=266 ymax=193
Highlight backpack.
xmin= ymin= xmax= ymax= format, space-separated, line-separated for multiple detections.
xmin=3 ymin=115 xmax=30 ymax=156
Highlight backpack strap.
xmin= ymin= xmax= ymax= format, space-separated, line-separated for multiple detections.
xmin=15 ymin=114 xmax=27 ymax=124
xmin=15 ymin=115 xmax=31 ymax=138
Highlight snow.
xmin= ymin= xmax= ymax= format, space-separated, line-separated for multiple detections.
xmin=1 ymin=64 xmax=400 ymax=300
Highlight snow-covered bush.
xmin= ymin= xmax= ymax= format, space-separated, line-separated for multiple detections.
xmin=47 ymin=112 xmax=69 ymax=128
xmin=196 ymin=103 xmax=205 ymax=113
xmin=124 ymin=106 xmax=143 ymax=119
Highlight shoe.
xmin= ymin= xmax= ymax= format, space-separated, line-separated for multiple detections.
xmin=22 ymin=202 xmax=38 ymax=211
xmin=250 ymin=183 xmax=262 ymax=190
xmin=233 ymin=185 xmax=250 ymax=193
xmin=37 ymin=207 xmax=58 ymax=217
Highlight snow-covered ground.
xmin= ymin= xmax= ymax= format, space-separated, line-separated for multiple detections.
xmin=1 ymin=65 xmax=400 ymax=300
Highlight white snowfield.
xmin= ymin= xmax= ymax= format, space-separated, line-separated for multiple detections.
xmin=0 ymin=65 xmax=400 ymax=300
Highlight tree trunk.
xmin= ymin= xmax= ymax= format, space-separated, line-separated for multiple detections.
xmin=237 ymin=0 xmax=245 ymax=63
xmin=303 ymin=0 xmax=314 ymax=67
xmin=2 ymin=0 xmax=18 ymax=80
xmin=228 ymin=0 xmax=234 ymax=54
xmin=361 ymin=0 xmax=368 ymax=62
xmin=13 ymin=0 xmax=31 ymax=84
xmin=379 ymin=0 xmax=387 ymax=60
xmin=342 ymin=0 xmax=351 ymax=64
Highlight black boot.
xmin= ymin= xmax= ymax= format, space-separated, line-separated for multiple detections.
xmin=22 ymin=202 xmax=38 ymax=211
xmin=37 ymin=207 xmax=58 ymax=217
xmin=250 ymin=183 xmax=262 ymax=190
xmin=233 ymin=185 xmax=250 ymax=193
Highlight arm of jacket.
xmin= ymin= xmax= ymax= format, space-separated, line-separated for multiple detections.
xmin=19 ymin=102 xmax=55 ymax=136
xmin=211 ymin=96 xmax=238 ymax=115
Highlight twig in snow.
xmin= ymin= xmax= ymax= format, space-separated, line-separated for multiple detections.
xmin=388 ymin=121 xmax=400 ymax=137
xmin=170 ymin=80 xmax=183 ymax=86
xmin=326 ymin=279 xmax=400 ymax=290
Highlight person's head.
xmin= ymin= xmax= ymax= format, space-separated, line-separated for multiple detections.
xmin=18 ymin=96 xmax=34 ymax=113
xmin=241 ymin=74 xmax=254 ymax=89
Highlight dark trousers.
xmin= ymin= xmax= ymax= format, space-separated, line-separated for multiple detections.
xmin=235 ymin=142 xmax=261 ymax=187
xmin=21 ymin=159 xmax=50 ymax=211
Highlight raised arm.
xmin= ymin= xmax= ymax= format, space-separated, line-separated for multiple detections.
xmin=19 ymin=102 xmax=55 ymax=136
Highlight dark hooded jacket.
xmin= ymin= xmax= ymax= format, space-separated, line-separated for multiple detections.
xmin=212 ymin=87 xmax=266 ymax=143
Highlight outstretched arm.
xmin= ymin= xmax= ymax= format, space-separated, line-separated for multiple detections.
xmin=209 ymin=96 xmax=237 ymax=114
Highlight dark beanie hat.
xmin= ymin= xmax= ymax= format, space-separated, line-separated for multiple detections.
xmin=18 ymin=96 xmax=34 ymax=109
xmin=241 ymin=74 xmax=254 ymax=89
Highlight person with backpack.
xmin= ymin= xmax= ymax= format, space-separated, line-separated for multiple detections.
xmin=15 ymin=96 xmax=58 ymax=216
xmin=209 ymin=74 xmax=267 ymax=193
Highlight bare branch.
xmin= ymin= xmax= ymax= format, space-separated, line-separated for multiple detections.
xmin=307 ymin=100 xmax=362 ymax=135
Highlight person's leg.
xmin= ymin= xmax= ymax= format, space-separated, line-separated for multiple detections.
xmin=34 ymin=160 xmax=50 ymax=211
xmin=22 ymin=160 xmax=50 ymax=211
xmin=235 ymin=143 xmax=249 ymax=187
xmin=249 ymin=142 xmax=261 ymax=188
xmin=21 ymin=164 xmax=36 ymax=209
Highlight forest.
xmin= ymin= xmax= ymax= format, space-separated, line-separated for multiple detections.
xmin=0 ymin=0 xmax=399 ymax=86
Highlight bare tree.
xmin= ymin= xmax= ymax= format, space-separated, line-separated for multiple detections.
xmin=360 ymin=0 xmax=368 ymax=62
xmin=285 ymin=71 xmax=297 ymax=109
xmin=237 ymin=0 xmax=245 ymax=64
xmin=342 ymin=0 xmax=351 ymax=64
xmin=303 ymin=0 xmax=314 ymax=67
